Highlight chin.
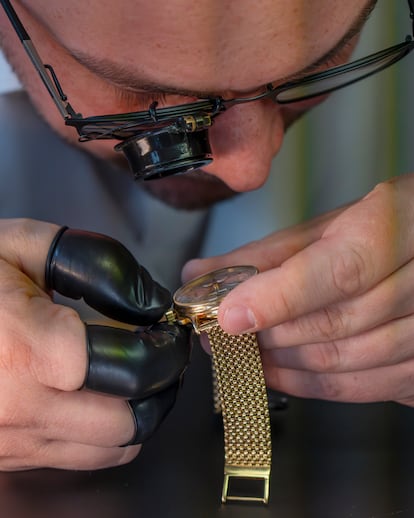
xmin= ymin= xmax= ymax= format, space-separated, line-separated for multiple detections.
xmin=109 ymin=154 xmax=239 ymax=210
xmin=76 ymin=139 xmax=239 ymax=210
xmin=141 ymin=171 xmax=239 ymax=210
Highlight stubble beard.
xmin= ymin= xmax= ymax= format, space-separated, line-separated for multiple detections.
xmin=109 ymin=153 xmax=239 ymax=211
xmin=135 ymin=170 xmax=238 ymax=210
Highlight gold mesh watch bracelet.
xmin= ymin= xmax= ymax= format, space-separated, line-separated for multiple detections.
xmin=208 ymin=324 xmax=272 ymax=503
xmin=168 ymin=265 xmax=272 ymax=504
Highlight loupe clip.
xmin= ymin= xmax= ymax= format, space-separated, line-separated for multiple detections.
xmin=65 ymin=98 xmax=225 ymax=180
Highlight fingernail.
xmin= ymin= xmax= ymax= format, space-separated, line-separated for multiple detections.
xmin=222 ymin=306 xmax=257 ymax=334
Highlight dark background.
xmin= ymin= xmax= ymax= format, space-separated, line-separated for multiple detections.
xmin=1 ymin=343 xmax=413 ymax=518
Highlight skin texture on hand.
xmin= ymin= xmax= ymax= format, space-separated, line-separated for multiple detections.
xmin=184 ymin=174 xmax=414 ymax=407
xmin=0 ymin=219 xmax=189 ymax=471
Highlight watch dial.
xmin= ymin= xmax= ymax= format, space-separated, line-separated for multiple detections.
xmin=174 ymin=265 xmax=257 ymax=306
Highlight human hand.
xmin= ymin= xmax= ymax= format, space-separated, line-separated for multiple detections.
xmin=184 ymin=175 xmax=414 ymax=406
xmin=0 ymin=220 xmax=190 ymax=471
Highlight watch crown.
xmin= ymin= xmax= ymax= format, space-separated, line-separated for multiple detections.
xmin=160 ymin=308 xmax=191 ymax=327
xmin=163 ymin=308 xmax=177 ymax=324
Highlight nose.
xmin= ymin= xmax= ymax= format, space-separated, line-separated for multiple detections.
xmin=203 ymin=98 xmax=285 ymax=192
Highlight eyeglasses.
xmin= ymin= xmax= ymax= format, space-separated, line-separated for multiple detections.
xmin=2 ymin=0 xmax=414 ymax=180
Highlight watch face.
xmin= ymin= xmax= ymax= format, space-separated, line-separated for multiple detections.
xmin=173 ymin=265 xmax=258 ymax=308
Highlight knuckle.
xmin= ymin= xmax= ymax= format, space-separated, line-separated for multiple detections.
xmin=308 ymin=342 xmax=342 ymax=373
xmin=34 ymin=304 xmax=84 ymax=391
xmin=49 ymin=302 xmax=81 ymax=329
xmin=329 ymin=244 xmax=368 ymax=298
xmin=314 ymin=373 xmax=342 ymax=400
xmin=315 ymin=373 xmax=365 ymax=402
xmin=319 ymin=307 xmax=347 ymax=338
xmin=276 ymin=284 xmax=296 ymax=321
xmin=296 ymin=306 xmax=347 ymax=341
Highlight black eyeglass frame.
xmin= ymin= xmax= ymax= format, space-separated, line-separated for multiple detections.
xmin=1 ymin=0 xmax=414 ymax=178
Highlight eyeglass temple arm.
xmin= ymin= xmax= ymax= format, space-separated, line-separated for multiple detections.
xmin=0 ymin=0 xmax=78 ymax=119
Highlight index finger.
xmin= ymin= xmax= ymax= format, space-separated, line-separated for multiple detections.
xmin=218 ymin=181 xmax=414 ymax=334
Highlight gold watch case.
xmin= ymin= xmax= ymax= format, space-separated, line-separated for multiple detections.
xmin=172 ymin=265 xmax=258 ymax=332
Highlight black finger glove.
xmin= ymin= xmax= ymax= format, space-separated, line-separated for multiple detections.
xmin=86 ymin=322 xmax=190 ymax=444
xmin=85 ymin=323 xmax=189 ymax=399
xmin=46 ymin=226 xmax=171 ymax=324
xmin=45 ymin=227 xmax=191 ymax=444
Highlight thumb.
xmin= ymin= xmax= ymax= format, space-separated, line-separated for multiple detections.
xmin=0 ymin=219 xmax=60 ymax=289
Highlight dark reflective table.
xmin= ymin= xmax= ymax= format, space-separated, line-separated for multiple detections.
xmin=2 ymin=343 xmax=414 ymax=518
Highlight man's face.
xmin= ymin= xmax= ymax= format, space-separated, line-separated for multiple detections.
xmin=0 ymin=0 xmax=372 ymax=209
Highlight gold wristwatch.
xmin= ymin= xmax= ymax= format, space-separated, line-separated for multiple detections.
xmin=165 ymin=266 xmax=272 ymax=504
